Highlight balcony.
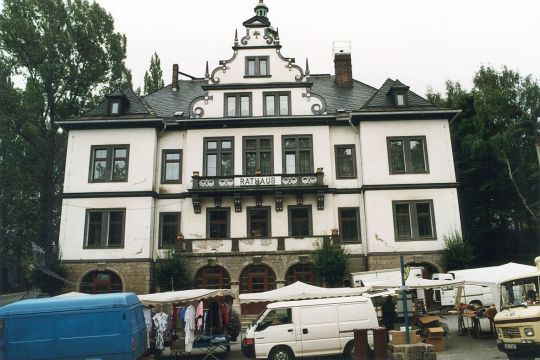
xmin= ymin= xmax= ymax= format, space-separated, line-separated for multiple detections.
xmin=188 ymin=172 xmax=328 ymax=212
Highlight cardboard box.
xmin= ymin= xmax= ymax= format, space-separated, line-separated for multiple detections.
xmin=425 ymin=337 xmax=445 ymax=352
xmin=427 ymin=327 xmax=445 ymax=338
xmin=389 ymin=330 xmax=420 ymax=345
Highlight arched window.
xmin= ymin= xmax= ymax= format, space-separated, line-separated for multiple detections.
xmin=285 ymin=263 xmax=319 ymax=286
xmin=240 ymin=265 xmax=276 ymax=293
xmin=195 ymin=266 xmax=231 ymax=289
xmin=79 ymin=270 xmax=123 ymax=294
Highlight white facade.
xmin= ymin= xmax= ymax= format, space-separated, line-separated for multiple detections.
xmin=57 ymin=1 xmax=461 ymax=295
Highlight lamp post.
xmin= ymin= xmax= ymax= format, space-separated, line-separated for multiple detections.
xmin=400 ymin=255 xmax=411 ymax=344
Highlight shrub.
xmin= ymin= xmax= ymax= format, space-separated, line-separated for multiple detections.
xmin=442 ymin=230 xmax=475 ymax=270
xmin=313 ymin=240 xmax=349 ymax=287
xmin=154 ymin=251 xmax=193 ymax=291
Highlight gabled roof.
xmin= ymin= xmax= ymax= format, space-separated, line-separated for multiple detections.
xmin=243 ymin=15 xmax=271 ymax=28
xmin=309 ymin=74 xmax=377 ymax=112
xmin=361 ymin=78 xmax=437 ymax=111
xmin=142 ymin=80 xmax=206 ymax=118
xmin=83 ymin=88 xmax=151 ymax=118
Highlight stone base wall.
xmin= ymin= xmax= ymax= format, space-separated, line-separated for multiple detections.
xmin=368 ymin=253 xmax=444 ymax=273
xmin=62 ymin=260 xmax=152 ymax=295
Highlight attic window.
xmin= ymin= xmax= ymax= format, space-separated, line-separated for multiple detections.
xmin=395 ymin=93 xmax=407 ymax=107
xmin=110 ymin=101 xmax=120 ymax=115
xmin=245 ymin=56 xmax=270 ymax=77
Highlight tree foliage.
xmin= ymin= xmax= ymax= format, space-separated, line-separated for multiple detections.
xmin=313 ymin=240 xmax=349 ymax=287
xmin=428 ymin=66 xmax=540 ymax=266
xmin=0 ymin=0 xmax=131 ymax=293
xmin=143 ymin=52 xmax=164 ymax=95
xmin=154 ymin=252 xmax=193 ymax=291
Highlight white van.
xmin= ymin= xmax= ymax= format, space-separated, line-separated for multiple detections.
xmin=242 ymin=296 xmax=378 ymax=360
xmin=432 ymin=273 xmax=494 ymax=307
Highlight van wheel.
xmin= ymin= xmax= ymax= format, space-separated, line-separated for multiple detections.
xmin=343 ymin=341 xmax=355 ymax=360
xmin=268 ymin=346 xmax=294 ymax=360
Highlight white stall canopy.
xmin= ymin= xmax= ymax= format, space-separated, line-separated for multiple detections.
xmin=239 ymin=281 xmax=368 ymax=304
xmin=369 ymin=278 xmax=464 ymax=290
xmin=138 ymin=289 xmax=234 ymax=306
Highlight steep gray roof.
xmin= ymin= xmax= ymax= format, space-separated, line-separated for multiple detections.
xmin=84 ymin=88 xmax=150 ymax=117
xmin=361 ymin=78 xmax=436 ymax=111
xmin=142 ymin=80 xmax=205 ymax=118
xmin=309 ymin=75 xmax=377 ymax=112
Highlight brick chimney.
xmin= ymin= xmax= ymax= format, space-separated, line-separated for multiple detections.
xmin=334 ymin=51 xmax=352 ymax=88
xmin=172 ymin=64 xmax=179 ymax=92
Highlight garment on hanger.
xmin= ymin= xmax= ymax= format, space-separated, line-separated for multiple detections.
xmin=152 ymin=311 xmax=169 ymax=351
xmin=184 ymin=305 xmax=196 ymax=352
xmin=219 ymin=303 xmax=229 ymax=327
xmin=196 ymin=301 xmax=204 ymax=331
xmin=171 ymin=305 xmax=179 ymax=331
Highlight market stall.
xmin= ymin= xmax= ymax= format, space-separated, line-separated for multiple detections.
xmin=138 ymin=289 xmax=237 ymax=360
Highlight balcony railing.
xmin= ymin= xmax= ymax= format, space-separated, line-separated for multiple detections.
xmin=191 ymin=172 xmax=325 ymax=190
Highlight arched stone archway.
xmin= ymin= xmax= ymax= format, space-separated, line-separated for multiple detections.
xmin=78 ymin=268 xmax=125 ymax=294
xmin=285 ymin=263 xmax=320 ymax=286
xmin=239 ymin=264 xmax=277 ymax=316
xmin=195 ymin=265 xmax=231 ymax=289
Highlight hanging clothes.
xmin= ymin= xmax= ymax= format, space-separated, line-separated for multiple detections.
xmin=220 ymin=303 xmax=229 ymax=327
xmin=196 ymin=301 xmax=204 ymax=331
xmin=143 ymin=307 xmax=153 ymax=349
xmin=152 ymin=311 xmax=169 ymax=351
xmin=171 ymin=305 xmax=179 ymax=332
xmin=184 ymin=305 xmax=196 ymax=353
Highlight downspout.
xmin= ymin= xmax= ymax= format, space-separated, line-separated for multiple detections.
xmin=151 ymin=120 xmax=167 ymax=262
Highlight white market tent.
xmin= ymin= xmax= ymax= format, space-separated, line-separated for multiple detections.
xmin=450 ymin=262 xmax=536 ymax=310
xmin=368 ymin=278 xmax=465 ymax=290
xmin=55 ymin=292 xmax=91 ymax=298
xmin=239 ymin=281 xmax=368 ymax=304
xmin=138 ymin=289 xmax=234 ymax=306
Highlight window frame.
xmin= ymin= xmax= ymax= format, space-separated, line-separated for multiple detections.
xmin=224 ymin=93 xmax=252 ymax=117
xmin=334 ymin=144 xmax=357 ymax=179
xmin=158 ymin=212 xmax=181 ymax=249
xmin=263 ymin=92 xmax=291 ymax=116
xmin=392 ymin=200 xmax=436 ymax=241
xmin=84 ymin=208 xmax=126 ymax=249
xmin=394 ymin=93 xmax=407 ymax=107
xmin=109 ymin=101 xmax=121 ymax=115
xmin=161 ymin=149 xmax=183 ymax=184
xmin=242 ymin=136 xmax=274 ymax=175
xmin=247 ymin=206 xmax=272 ymax=238
xmin=245 ymin=56 xmax=270 ymax=78
xmin=288 ymin=205 xmax=313 ymax=237
xmin=386 ymin=136 xmax=429 ymax=175
xmin=203 ymin=137 xmax=235 ymax=176
xmin=338 ymin=207 xmax=361 ymax=243
xmin=206 ymin=207 xmax=231 ymax=239
xmin=88 ymin=145 xmax=130 ymax=183
xmin=281 ymin=135 xmax=314 ymax=174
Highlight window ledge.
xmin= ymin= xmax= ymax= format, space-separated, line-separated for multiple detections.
xmin=395 ymin=237 xmax=437 ymax=242
xmin=244 ymin=75 xmax=272 ymax=78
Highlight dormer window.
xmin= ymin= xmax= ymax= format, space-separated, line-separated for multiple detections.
xmin=395 ymin=93 xmax=406 ymax=107
xmin=110 ymin=101 xmax=120 ymax=115
xmin=245 ymin=56 xmax=270 ymax=77
xmin=225 ymin=93 xmax=252 ymax=117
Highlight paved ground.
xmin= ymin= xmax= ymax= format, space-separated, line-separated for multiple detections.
xmin=153 ymin=315 xmax=529 ymax=359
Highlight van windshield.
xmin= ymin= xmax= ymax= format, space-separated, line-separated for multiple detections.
xmin=501 ymin=276 xmax=539 ymax=309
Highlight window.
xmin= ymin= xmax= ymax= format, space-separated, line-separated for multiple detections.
xmin=338 ymin=208 xmax=360 ymax=243
xmin=392 ymin=200 xmax=436 ymax=240
xmin=195 ymin=266 xmax=231 ymax=289
xmin=387 ymin=136 xmax=428 ymax=174
xmin=79 ymin=270 xmax=123 ymax=294
xmin=240 ymin=265 xmax=276 ymax=293
xmin=264 ymin=92 xmax=290 ymax=116
xmin=110 ymin=101 xmax=120 ymax=115
xmin=225 ymin=93 xmax=251 ymax=117
xmin=282 ymin=135 xmax=313 ymax=174
xmin=248 ymin=207 xmax=271 ymax=237
xmin=335 ymin=145 xmax=356 ymax=178
xmin=395 ymin=93 xmax=407 ymax=107
xmin=207 ymin=208 xmax=230 ymax=239
xmin=204 ymin=138 xmax=234 ymax=176
xmin=84 ymin=209 xmax=125 ymax=248
xmin=243 ymin=136 xmax=273 ymax=175
xmin=161 ymin=150 xmax=182 ymax=183
xmin=259 ymin=308 xmax=292 ymax=329
xmin=159 ymin=212 xmax=180 ymax=248
xmin=286 ymin=264 xmax=318 ymax=286
xmin=288 ymin=206 xmax=312 ymax=237
xmin=245 ymin=56 xmax=270 ymax=77
xmin=89 ymin=145 xmax=129 ymax=182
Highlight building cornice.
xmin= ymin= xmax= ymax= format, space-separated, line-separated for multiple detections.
xmin=350 ymin=109 xmax=461 ymax=123
xmin=201 ymin=82 xmax=312 ymax=91
xmin=56 ymin=118 xmax=164 ymax=131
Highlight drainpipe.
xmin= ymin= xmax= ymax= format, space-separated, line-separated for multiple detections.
xmin=151 ymin=120 xmax=168 ymax=262
xmin=348 ymin=112 xmax=358 ymax=133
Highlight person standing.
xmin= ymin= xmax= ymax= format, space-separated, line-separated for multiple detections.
xmin=382 ymin=295 xmax=397 ymax=341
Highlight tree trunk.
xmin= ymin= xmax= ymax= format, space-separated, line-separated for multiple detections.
xmin=503 ymin=152 xmax=537 ymax=219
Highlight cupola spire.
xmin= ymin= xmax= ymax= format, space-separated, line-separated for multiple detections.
xmin=255 ymin=0 xmax=269 ymax=17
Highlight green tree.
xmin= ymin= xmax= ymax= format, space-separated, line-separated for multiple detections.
xmin=441 ymin=230 xmax=475 ymax=270
xmin=428 ymin=66 xmax=540 ymax=265
xmin=313 ymin=240 xmax=349 ymax=287
xmin=154 ymin=252 xmax=192 ymax=291
xmin=0 ymin=0 xmax=132 ymax=293
xmin=143 ymin=52 xmax=164 ymax=95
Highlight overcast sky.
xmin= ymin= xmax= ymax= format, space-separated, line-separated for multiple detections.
xmin=94 ymin=0 xmax=539 ymax=96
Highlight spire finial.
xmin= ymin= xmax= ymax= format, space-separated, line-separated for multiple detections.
xmin=305 ymin=58 xmax=310 ymax=76
xmin=254 ymin=0 xmax=269 ymax=17
xmin=234 ymin=29 xmax=238 ymax=46
xmin=205 ymin=61 xmax=210 ymax=80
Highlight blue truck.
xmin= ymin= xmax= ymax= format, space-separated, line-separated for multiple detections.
xmin=0 ymin=292 xmax=147 ymax=360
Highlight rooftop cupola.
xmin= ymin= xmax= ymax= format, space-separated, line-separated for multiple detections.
xmin=255 ymin=0 xmax=269 ymax=17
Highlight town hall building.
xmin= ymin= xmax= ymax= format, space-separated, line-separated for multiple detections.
xmin=57 ymin=1 xmax=462 ymax=304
